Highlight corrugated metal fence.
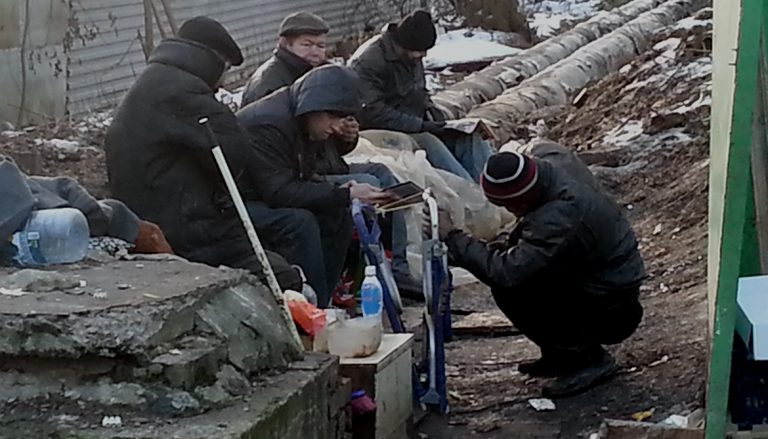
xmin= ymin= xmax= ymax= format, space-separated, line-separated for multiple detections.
xmin=67 ymin=0 xmax=408 ymax=115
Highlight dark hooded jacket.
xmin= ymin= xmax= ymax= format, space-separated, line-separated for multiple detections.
xmin=446 ymin=143 xmax=646 ymax=301
xmin=240 ymin=48 xmax=353 ymax=175
xmin=104 ymin=38 xmax=257 ymax=267
xmin=241 ymin=47 xmax=314 ymax=106
xmin=236 ymin=65 xmax=361 ymax=212
xmin=349 ymin=24 xmax=431 ymax=133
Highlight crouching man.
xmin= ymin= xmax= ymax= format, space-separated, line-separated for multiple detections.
xmin=431 ymin=143 xmax=646 ymax=397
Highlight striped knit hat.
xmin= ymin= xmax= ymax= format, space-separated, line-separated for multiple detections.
xmin=480 ymin=152 xmax=539 ymax=206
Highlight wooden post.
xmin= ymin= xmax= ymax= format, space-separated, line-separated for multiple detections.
xmin=142 ymin=0 xmax=154 ymax=58
xmin=159 ymin=0 xmax=178 ymax=35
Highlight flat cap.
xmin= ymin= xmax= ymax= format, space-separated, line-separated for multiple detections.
xmin=279 ymin=12 xmax=330 ymax=37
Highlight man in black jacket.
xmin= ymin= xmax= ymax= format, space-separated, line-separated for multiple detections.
xmin=349 ymin=10 xmax=494 ymax=181
xmin=241 ymin=12 xmax=329 ymax=106
xmin=240 ymin=12 xmax=421 ymax=294
xmin=105 ymin=17 xmax=303 ymax=291
xmin=238 ymin=65 xmax=393 ymax=306
xmin=433 ymin=143 xmax=646 ymax=397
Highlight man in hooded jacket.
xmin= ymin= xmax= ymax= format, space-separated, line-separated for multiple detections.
xmin=104 ymin=16 xmax=302 ymax=291
xmin=240 ymin=12 xmax=422 ymax=294
xmin=237 ymin=65 xmax=396 ymax=306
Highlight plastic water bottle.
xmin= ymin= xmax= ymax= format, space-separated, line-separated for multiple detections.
xmin=360 ymin=265 xmax=383 ymax=318
xmin=11 ymin=208 xmax=90 ymax=267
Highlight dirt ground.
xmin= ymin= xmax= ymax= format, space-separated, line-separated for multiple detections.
xmin=418 ymin=17 xmax=711 ymax=438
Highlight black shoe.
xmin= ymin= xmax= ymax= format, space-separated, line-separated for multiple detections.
xmin=518 ymin=357 xmax=563 ymax=377
xmin=541 ymin=349 xmax=618 ymax=398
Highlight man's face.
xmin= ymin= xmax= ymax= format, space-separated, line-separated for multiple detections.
xmin=305 ymin=112 xmax=344 ymax=141
xmin=285 ymin=34 xmax=328 ymax=67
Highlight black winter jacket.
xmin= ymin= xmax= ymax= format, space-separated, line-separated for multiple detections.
xmin=446 ymin=143 xmax=646 ymax=300
xmin=105 ymin=38 xmax=257 ymax=267
xmin=349 ymin=25 xmax=431 ymax=133
xmin=241 ymin=47 xmax=314 ymax=107
xmin=236 ymin=66 xmax=360 ymax=213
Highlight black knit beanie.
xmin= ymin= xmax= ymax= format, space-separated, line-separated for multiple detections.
xmin=178 ymin=16 xmax=244 ymax=66
xmin=392 ymin=10 xmax=437 ymax=52
xmin=480 ymin=152 xmax=539 ymax=206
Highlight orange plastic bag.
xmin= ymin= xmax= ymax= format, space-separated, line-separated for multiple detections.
xmin=288 ymin=300 xmax=327 ymax=337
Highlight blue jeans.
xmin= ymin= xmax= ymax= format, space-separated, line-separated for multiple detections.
xmin=410 ymin=132 xmax=474 ymax=181
xmin=445 ymin=133 xmax=495 ymax=182
xmin=325 ymin=163 xmax=411 ymax=277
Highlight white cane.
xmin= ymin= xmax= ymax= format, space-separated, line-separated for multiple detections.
xmin=199 ymin=117 xmax=302 ymax=349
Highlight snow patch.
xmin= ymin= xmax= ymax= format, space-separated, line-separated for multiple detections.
xmin=527 ymin=0 xmax=601 ymax=38
xmin=672 ymin=92 xmax=712 ymax=114
xmin=605 ymin=120 xmax=644 ymax=147
xmin=425 ymin=29 xmax=523 ymax=70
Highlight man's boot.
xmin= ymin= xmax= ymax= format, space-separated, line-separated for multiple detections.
xmin=541 ymin=347 xmax=618 ymax=398
xmin=518 ymin=347 xmax=593 ymax=378
xmin=395 ymin=271 xmax=423 ymax=301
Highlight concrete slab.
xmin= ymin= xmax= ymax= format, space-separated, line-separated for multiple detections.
xmin=1 ymin=354 xmax=346 ymax=439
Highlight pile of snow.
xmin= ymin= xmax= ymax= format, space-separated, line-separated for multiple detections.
xmin=425 ymin=29 xmax=523 ymax=70
xmin=527 ymin=0 xmax=602 ymax=38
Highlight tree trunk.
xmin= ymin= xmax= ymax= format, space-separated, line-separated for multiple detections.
xmin=466 ymin=0 xmax=708 ymax=145
xmin=432 ymin=0 xmax=666 ymax=120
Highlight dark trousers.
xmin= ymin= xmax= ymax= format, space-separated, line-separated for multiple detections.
xmin=246 ymin=201 xmax=352 ymax=307
xmin=492 ymin=279 xmax=643 ymax=351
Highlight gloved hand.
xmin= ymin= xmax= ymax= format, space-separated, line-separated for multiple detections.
xmin=132 ymin=220 xmax=174 ymax=254
xmin=426 ymin=105 xmax=447 ymax=123
xmin=422 ymin=120 xmax=446 ymax=136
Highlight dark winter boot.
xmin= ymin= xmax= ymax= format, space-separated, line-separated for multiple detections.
xmin=518 ymin=347 xmax=592 ymax=377
xmin=541 ymin=348 xmax=618 ymax=398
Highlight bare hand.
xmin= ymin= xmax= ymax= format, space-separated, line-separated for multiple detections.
xmin=334 ymin=117 xmax=360 ymax=143
xmin=422 ymin=206 xmax=456 ymax=240
xmin=349 ymin=182 xmax=392 ymax=205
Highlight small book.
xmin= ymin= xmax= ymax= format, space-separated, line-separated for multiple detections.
xmin=444 ymin=118 xmax=498 ymax=141
xmin=376 ymin=181 xmax=424 ymax=213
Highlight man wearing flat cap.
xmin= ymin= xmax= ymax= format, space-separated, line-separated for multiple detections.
xmin=105 ymin=16 xmax=307 ymax=293
xmin=241 ymin=11 xmax=424 ymax=296
xmin=242 ymin=12 xmax=331 ymax=106
xmin=430 ymin=143 xmax=646 ymax=398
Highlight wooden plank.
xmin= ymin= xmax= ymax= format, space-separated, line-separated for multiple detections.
xmin=453 ymin=311 xmax=519 ymax=337
xmin=600 ymin=420 xmax=704 ymax=439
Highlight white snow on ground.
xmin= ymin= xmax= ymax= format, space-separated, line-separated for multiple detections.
xmin=527 ymin=0 xmax=601 ymax=38
xmin=424 ymin=29 xmax=523 ymax=70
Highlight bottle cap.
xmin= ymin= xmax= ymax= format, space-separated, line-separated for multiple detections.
xmin=365 ymin=266 xmax=377 ymax=276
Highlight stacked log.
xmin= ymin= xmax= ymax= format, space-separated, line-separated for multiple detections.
xmin=466 ymin=0 xmax=708 ymax=144
xmin=432 ymin=0 xmax=667 ymax=119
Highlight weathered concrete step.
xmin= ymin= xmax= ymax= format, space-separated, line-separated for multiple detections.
xmin=55 ymin=354 xmax=347 ymax=439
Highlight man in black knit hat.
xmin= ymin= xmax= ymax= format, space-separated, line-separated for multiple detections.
xmin=105 ymin=16 xmax=326 ymax=296
xmin=349 ymin=10 xmax=494 ymax=182
xmin=427 ymin=143 xmax=646 ymax=398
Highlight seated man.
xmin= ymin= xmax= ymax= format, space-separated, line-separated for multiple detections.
xmin=432 ymin=143 xmax=646 ymax=397
xmin=349 ymin=10 xmax=494 ymax=182
xmin=240 ymin=13 xmax=421 ymax=294
xmin=241 ymin=11 xmax=329 ymax=106
xmin=236 ymin=65 xmax=393 ymax=306
xmin=105 ymin=16 xmax=306 ymax=292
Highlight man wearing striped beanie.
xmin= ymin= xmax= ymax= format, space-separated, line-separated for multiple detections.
xmin=433 ymin=143 xmax=646 ymax=398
